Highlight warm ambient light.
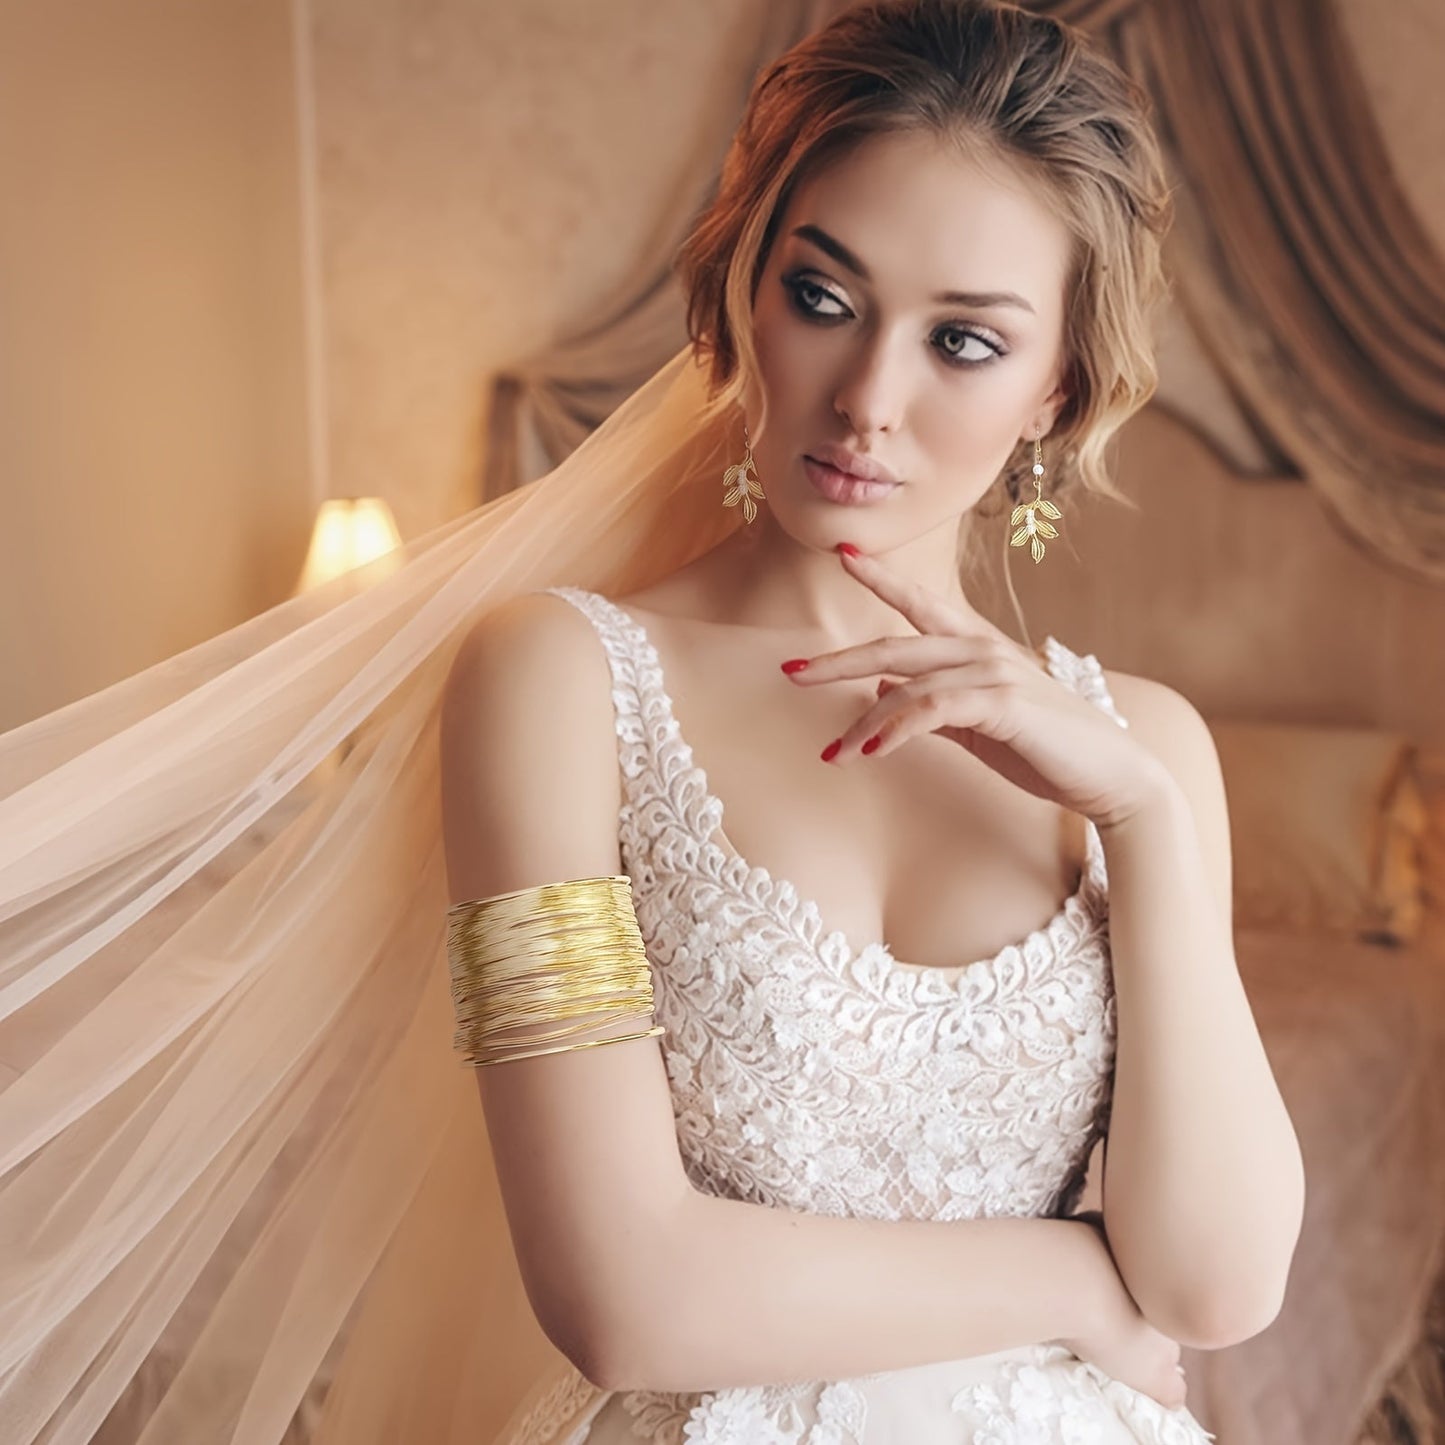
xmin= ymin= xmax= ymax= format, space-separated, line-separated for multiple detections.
xmin=291 ymin=497 xmax=404 ymax=776
xmin=294 ymin=497 xmax=403 ymax=594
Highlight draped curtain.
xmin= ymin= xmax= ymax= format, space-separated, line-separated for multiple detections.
xmin=479 ymin=0 xmax=852 ymax=504
xmin=1045 ymin=0 xmax=1445 ymax=579
xmin=483 ymin=0 xmax=1445 ymax=582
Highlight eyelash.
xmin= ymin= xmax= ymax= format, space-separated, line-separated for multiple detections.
xmin=781 ymin=271 xmax=1009 ymax=367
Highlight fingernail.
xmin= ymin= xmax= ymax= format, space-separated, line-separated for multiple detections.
xmin=781 ymin=658 xmax=810 ymax=675
xmin=821 ymin=738 xmax=842 ymax=763
xmin=861 ymin=734 xmax=883 ymax=755
xmin=835 ymin=542 xmax=861 ymax=558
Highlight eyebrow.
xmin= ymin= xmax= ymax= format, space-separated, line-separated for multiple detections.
xmin=789 ymin=223 xmax=1037 ymax=315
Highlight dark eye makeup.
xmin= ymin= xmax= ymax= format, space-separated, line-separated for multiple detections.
xmin=780 ymin=269 xmax=1009 ymax=368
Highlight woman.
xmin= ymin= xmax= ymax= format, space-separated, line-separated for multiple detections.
xmin=442 ymin=2 xmax=1304 ymax=1442
xmin=0 ymin=2 xmax=1302 ymax=1442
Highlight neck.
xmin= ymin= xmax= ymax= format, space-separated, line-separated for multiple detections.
xmin=690 ymin=510 xmax=977 ymax=644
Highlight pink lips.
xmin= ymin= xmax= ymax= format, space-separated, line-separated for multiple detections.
xmin=802 ymin=454 xmax=901 ymax=506
xmin=808 ymin=443 xmax=899 ymax=484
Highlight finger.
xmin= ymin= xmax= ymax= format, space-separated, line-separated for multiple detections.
xmin=820 ymin=677 xmax=930 ymax=763
xmin=837 ymin=543 xmax=1002 ymax=641
xmin=786 ymin=634 xmax=1004 ymax=686
xmin=825 ymin=674 xmax=1010 ymax=763
xmin=852 ymin=681 xmax=1013 ymax=762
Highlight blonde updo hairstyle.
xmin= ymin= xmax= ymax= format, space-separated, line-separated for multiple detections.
xmin=676 ymin=0 xmax=1173 ymax=578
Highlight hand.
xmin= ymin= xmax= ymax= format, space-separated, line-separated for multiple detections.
xmin=782 ymin=546 xmax=1168 ymax=829
xmin=1061 ymin=1210 xmax=1190 ymax=1412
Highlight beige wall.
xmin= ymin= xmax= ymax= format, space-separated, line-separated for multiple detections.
xmin=986 ymin=0 xmax=1445 ymax=745
xmin=985 ymin=405 xmax=1445 ymax=746
xmin=2 ymin=0 xmax=1441 ymax=741
xmin=307 ymin=0 xmax=1445 ymax=740
xmin=0 ymin=0 xmax=310 ymax=732
xmin=310 ymin=0 xmax=774 ymax=533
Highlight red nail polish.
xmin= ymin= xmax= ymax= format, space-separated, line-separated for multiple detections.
xmin=821 ymin=738 xmax=842 ymax=762
xmin=835 ymin=542 xmax=861 ymax=558
xmin=781 ymin=658 xmax=810 ymax=675
xmin=861 ymin=734 xmax=883 ymax=755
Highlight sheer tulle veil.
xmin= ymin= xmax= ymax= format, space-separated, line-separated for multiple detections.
xmin=0 ymin=341 xmax=744 ymax=1443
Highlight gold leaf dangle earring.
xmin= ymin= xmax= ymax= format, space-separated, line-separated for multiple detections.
xmin=1009 ymin=427 xmax=1062 ymax=564
xmin=722 ymin=421 xmax=766 ymax=524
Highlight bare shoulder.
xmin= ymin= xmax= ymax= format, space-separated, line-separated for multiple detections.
xmin=443 ymin=591 xmax=616 ymax=776
xmin=440 ymin=590 xmax=623 ymax=901
xmin=1098 ymin=665 xmax=1217 ymax=761
xmin=446 ymin=589 xmax=608 ymax=697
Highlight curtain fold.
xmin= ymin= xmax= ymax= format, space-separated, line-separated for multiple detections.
xmin=1035 ymin=0 xmax=1445 ymax=578
xmin=488 ymin=0 xmax=1445 ymax=577
xmin=480 ymin=0 xmax=854 ymax=504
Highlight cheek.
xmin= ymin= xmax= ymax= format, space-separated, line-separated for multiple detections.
xmin=752 ymin=293 xmax=802 ymax=396
xmin=913 ymin=383 xmax=1025 ymax=484
xmin=914 ymin=385 xmax=993 ymax=444
xmin=752 ymin=286 xmax=838 ymax=407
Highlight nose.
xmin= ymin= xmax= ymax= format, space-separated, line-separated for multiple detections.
xmin=832 ymin=331 xmax=906 ymax=437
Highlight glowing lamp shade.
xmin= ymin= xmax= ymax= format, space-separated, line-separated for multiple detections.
xmin=294 ymin=497 xmax=403 ymax=595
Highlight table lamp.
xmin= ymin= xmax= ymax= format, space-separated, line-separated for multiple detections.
xmin=294 ymin=496 xmax=403 ymax=596
xmin=291 ymin=496 xmax=404 ymax=779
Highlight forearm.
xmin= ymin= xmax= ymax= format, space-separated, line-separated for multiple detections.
xmin=1098 ymin=777 xmax=1305 ymax=1346
xmin=594 ymin=1187 xmax=1101 ymax=1393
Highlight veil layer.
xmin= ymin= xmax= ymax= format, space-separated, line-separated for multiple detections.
xmin=0 ymin=344 xmax=739 ymax=1444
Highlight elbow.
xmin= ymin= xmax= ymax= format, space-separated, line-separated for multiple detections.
xmin=578 ymin=1295 xmax=669 ymax=1393
xmin=566 ymin=1332 xmax=629 ymax=1394
xmin=535 ymin=1232 xmax=695 ymax=1393
xmin=1181 ymin=1287 xmax=1286 ymax=1351
xmin=1158 ymin=1275 xmax=1287 ymax=1352
xmin=1141 ymin=1178 xmax=1306 ymax=1351
xmin=1130 ymin=1254 xmax=1293 ymax=1350
xmin=570 ymin=1267 xmax=717 ymax=1393
xmin=523 ymin=1250 xmax=664 ymax=1392
xmin=510 ymin=1232 xmax=649 ymax=1391
xmin=539 ymin=1291 xmax=647 ymax=1393
xmin=1188 ymin=1178 xmax=1304 ymax=1350
xmin=536 ymin=1191 xmax=706 ymax=1393
xmin=577 ymin=1282 xmax=699 ymax=1392
xmin=534 ymin=1300 xmax=612 ymax=1387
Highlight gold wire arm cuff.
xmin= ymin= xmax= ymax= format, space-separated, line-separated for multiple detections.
xmin=445 ymin=874 xmax=665 ymax=1068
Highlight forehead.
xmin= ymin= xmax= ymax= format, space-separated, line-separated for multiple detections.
xmin=778 ymin=128 xmax=1072 ymax=313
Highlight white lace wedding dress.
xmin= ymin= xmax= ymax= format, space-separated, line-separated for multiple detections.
xmin=498 ymin=586 xmax=1215 ymax=1445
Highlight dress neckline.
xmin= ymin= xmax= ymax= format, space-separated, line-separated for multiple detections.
xmin=572 ymin=588 xmax=1105 ymax=994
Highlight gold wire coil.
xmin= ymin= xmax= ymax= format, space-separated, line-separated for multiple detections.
xmin=445 ymin=874 xmax=664 ymax=1067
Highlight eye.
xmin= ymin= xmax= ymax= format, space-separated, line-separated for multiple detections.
xmin=782 ymin=269 xmax=1008 ymax=367
xmin=782 ymin=271 xmax=851 ymax=320
xmin=933 ymin=324 xmax=1007 ymax=367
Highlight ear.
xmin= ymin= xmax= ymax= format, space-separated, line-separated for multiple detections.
xmin=1025 ymin=381 xmax=1071 ymax=446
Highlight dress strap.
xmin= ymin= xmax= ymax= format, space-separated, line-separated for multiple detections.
xmin=1040 ymin=636 xmax=1130 ymax=730
xmin=1038 ymin=635 xmax=1127 ymax=895
xmin=537 ymin=585 xmax=670 ymax=793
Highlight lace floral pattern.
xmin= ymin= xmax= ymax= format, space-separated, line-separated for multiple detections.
xmin=946 ymin=1344 xmax=1215 ymax=1444
xmin=526 ymin=589 xmax=1210 ymax=1444
xmin=503 ymin=1364 xmax=606 ymax=1445
xmin=607 ymin=1378 xmax=870 ymax=1445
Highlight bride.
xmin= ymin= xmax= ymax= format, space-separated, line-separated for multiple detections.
xmin=441 ymin=1 xmax=1304 ymax=1442
xmin=0 ymin=1 xmax=1303 ymax=1442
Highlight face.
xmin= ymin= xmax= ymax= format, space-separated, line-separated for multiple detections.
xmin=748 ymin=127 xmax=1074 ymax=552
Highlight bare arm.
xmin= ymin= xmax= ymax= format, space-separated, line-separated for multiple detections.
xmin=441 ymin=592 xmax=1108 ymax=1393
xmin=592 ymin=1185 xmax=1106 ymax=1393
xmin=1095 ymin=675 xmax=1306 ymax=1350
